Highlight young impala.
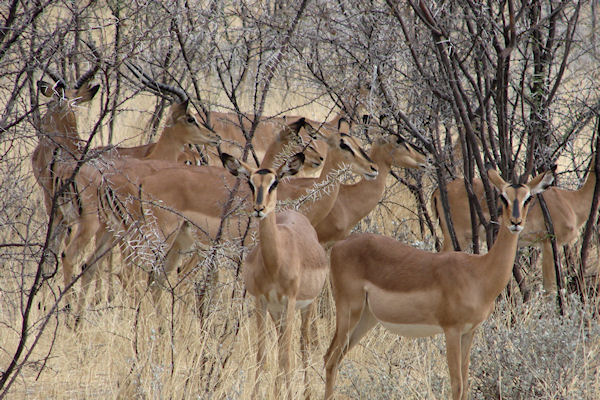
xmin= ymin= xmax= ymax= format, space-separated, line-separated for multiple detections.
xmin=324 ymin=166 xmax=554 ymax=400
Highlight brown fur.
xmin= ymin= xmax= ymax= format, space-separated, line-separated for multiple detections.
xmin=222 ymin=153 xmax=328 ymax=399
xmin=432 ymin=157 xmax=596 ymax=291
xmin=315 ymin=136 xmax=428 ymax=246
xmin=324 ymin=168 xmax=554 ymax=400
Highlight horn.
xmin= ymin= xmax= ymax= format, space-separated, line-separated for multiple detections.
xmin=124 ymin=61 xmax=188 ymax=103
xmin=43 ymin=66 xmax=66 ymax=88
xmin=74 ymin=40 xmax=101 ymax=89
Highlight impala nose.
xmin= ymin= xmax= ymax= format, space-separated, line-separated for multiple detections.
xmin=254 ymin=206 xmax=266 ymax=218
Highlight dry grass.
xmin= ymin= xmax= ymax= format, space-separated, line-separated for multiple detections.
xmin=3 ymin=260 xmax=599 ymax=399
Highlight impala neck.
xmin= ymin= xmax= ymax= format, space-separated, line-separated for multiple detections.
xmin=301 ymin=147 xmax=346 ymax=226
xmin=338 ymin=144 xmax=391 ymax=217
xmin=145 ymin=125 xmax=184 ymax=162
xmin=479 ymin=221 xmax=520 ymax=302
xmin=260 ymin=129 xmax=296 ymax=169
xmin=258 ymin=211 xmax=282 ymax=277
xmin=40 ymin=105 xmax=81 ymax=152
xmin=570 ymin=159 xmax=597 ymax=225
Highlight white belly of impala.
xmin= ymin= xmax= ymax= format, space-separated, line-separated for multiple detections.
xmin=264 ymin=290 xmax=313 ymax=314
xmin=379 ymin=322 xmax=443 ymax=338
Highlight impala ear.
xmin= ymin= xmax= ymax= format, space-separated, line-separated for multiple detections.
xmin=277 ymin=152 xmax=305 ymax=179
xmin=220 ymin=153 xmax=253 ymax=177
xmin=337 ymin=117 xmax=350 ymax=134
xmin=75 ymin=84 xmax=100 ymax=103
xmin=302 ymin=121 xmax=321 ymax=140
xmin=170 ymin=99 xmax=189 ymax=119
xmin=38 ymin=80 xmax=65 ymax=98
xmin=527 ymin=168 xmax=555 ymax=195
xmin=38 ymin=81 xmax=55 ymax=97
xmin=287 ymin=117 xmax=306 ymax=134
xmin=487 ymin=165 xmax=508 ymax=191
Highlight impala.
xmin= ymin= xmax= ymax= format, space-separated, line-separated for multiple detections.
xmin=324 ymin=166 xmax=554 ymax=400
xmin=314 ymin=135 xmax=428 ymax=247
xmin=195 ymin=111 xmax=341 ymax=175
xmin=54 ymin=97 xmax=220 ymax=310
xmin=222 ymin=152 xmax=328 ymax=400
xmin=431 ymin=151 xmax=597 ymax=292
xmin=32 ymin=63 xmax=100 ymax=277
xmin=76 ymin=119 xmax=377 ymax=320
xmin=96 ymin=63 xmax=219 ymax=161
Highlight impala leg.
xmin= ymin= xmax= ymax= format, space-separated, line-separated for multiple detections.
xmin=105 ymin=250 xmax=115 ymax=303
xmin=541 ymin=240 xmax=558 ymax=293
xmin=46 ymin=213 xmax=68 ymax=278
xmin=61 ymin=214 xmax=98 ymax=309
xmin=324 ymin=295 xmax=375 ymax=400
xmin=93 ymin=250 xmax=114 ymax=305
xmin=37 ymin=215 xmax=68 ymax=313
xmin=73 ymin=228 xmax=114 ymax=328
xmin=275 ymin=296 xmax=296 ymax=400
xmin=93 ymin=265 xmax=103 ymax=305
xmin=444 ymin=327 xmax=463 ymax=400
xmin=150 ymin=221 xmax=194 ymax=307
xmin=252 ymin=296 xmax=268 ymax=399
xmin=300 ymin=302 xmax=316 ymax=400
xmin=460 ymin=330 xmax=475 ymax=400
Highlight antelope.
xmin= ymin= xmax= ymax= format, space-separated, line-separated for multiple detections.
xmin=75 ymin=119 xmax=377 ymax=320
xmin=95 ymin=62 xmax=221 ymax=160
xmin=431 ymin=151 xmax=597 ymax=292
xmin=32 ymin=64 xmax=100 ymax=277
xmin=61 ymin=62 xmax=220 ymax=300
xmin=314 ymin=135 xmax=429 ymax=247
xmin=324 ymin=166 xmax=555 ymax=400
xmin=222 ymin=152 xmax=328 ymax=399
xmin=195 ymin=111 xmax=341 ymax=175
xmin=274 ymin=120 xmax=379 ymax=227
xmin=54 ymin=97 xmax=220 ymax=310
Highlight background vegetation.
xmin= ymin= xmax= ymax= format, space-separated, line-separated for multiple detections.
xmin=1 ymin=0 xmax=599 ymax=398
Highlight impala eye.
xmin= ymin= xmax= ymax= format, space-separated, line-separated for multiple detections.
xmin=248 ymin=182 xmax=255 ymax=194
xmin=339 ymin=140 xmax=355 ymax=155
xmin=268 ymin=180 xmax=279 ymax=193
xmin=524 ymin=195 xmax=533 ymax=206
xmin=187 ymin=116 xmax=196 ymax=124
xmin=499 ymin=194 xmax=509 ymax=207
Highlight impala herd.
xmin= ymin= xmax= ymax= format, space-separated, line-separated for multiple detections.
xmin=32 ymin=64 xmax=597 ymax=400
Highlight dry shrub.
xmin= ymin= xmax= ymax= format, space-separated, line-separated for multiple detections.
xmin=470 ymin=293 xmax=600 ymax=400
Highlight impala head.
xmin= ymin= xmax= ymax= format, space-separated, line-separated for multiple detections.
xmin=283 ymin=118 xmax=325 ymax=169
xmin=488 ymin=166 xmax=554 ymax=233
xmin=222 ymin=152 xmax=305 ymax=218
xmin=378 ymin=135 xmax=429 ymax=169
xmin=303 ymin=141 xmax=325 ymax=169
xmin=370 ymin=114 xmax=429 ymax=169
xmin=164 ymin=100 xmax=221 ymax=147
xmin=38 ymin=80 xmax=100 ymax=136
xmin=305 ymin=120 xmax=379 ymax=180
